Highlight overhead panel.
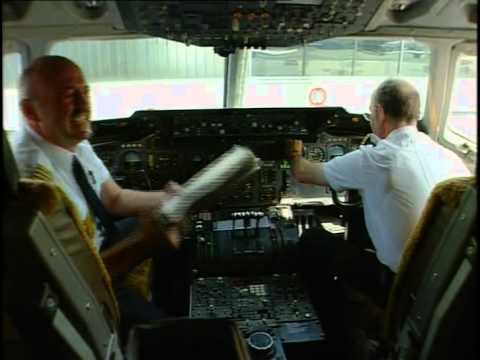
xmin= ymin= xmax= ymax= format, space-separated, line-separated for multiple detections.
xmin=115 ymin=0 xmax=384 ymax=56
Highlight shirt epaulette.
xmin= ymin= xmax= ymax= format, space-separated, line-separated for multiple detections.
xmin=31 ymin=164 xmax=55 ymax=182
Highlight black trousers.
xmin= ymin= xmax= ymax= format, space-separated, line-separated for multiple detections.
xmin=102 ymin=218 xmax=192 ymax=345
xmin=297 ymin=226 xmax=394 ymax=358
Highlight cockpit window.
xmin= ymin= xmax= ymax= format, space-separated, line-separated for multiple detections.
xmin=241 ymin=38 xmax=431 ymax=115
xmin=443 ymin=54 xmax=477 ymax=146
xmin=45 ymin=37 xmax=431 ymax=119
xmin=49 ymin=38 xmax=225 ymax=120
xmin=3 ymin=51 xmax=23 ymax=134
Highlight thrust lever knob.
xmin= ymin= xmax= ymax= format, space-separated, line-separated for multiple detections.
xmin=247 ymin=331 xmax=275 ymax=358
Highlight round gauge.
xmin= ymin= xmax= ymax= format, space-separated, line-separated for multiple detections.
xmin=123 ymin=151 xmax=142 ymax=163
xmin=122 ymin=151 xmax=143 ymax=170
xmin=309 ymin=147 xmax=326 ymax=162
xmin=327 ymin=144 xmax=345 ymax=160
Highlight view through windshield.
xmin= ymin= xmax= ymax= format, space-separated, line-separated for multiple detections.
xmin=243 ymin=38 xmax=431 ymax=115
xmin=4 ymin=37 xmax=432 ymax=130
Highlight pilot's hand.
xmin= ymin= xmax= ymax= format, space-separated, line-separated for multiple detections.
xmin=159 ymin=224 xmax=182 ymax=250
xmin=286 ymin=139 xmax=304 ymax=159
xmin=361 ymin=133 xmax=380 ymax=146
xmin=160 ymin=181 xmax=184 ymax=205
xmin=163 ymin=181 xmax=183 ymax=196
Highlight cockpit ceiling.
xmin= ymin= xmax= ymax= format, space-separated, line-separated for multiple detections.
xmin=365 ymin=0 xmax=477 ymax=40
xmin=115 ymin=0 xmax=384 ymax=55
xmin=3 ymin=1 xmax=476 ymax=45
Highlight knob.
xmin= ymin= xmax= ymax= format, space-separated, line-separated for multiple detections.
xmin=247 ymin=332 xmax=275 ymax=358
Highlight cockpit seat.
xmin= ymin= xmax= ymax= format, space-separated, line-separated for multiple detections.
xmin=343 ymin=175 xmax=476 ymax=359
xmin=4 ymin=131 xmax=252 ymax=359
xmin=4 ymin=129 xmax=124 ymax=358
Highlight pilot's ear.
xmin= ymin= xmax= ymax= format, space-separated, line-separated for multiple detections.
xmin=376 ymin=104 xmax=386 ymax=123
xmin=20 ymin=98 xmax=40 ymax=126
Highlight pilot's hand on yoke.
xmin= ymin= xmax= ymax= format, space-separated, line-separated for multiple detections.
xmin=157 ymin=181 xmax=184 ymax=205
xmin=163 ymin=181 xmax=183 ymax=197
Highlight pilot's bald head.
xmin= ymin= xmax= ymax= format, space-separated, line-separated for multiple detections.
xmin=19 ymin=55 xmax=92 ymax=150
xmin=19 ymin=55 xmax=82 ymax=100
xmin=372 ymin=79 xmax=421 ymax=124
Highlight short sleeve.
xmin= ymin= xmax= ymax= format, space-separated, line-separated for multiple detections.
xmin=323 ymin=149 xmax=366 ymax=191
xmin=77 ymin=141 xmax=112 ymax=186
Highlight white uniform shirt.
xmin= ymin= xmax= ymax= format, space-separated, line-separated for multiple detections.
xmin=12 ymin=125 xmax=112 ymax=250
xmin=323 ymin=125 xmax=470 ymax=272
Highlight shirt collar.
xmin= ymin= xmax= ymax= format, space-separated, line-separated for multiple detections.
xmin=385 ymin=125 xmax=418 ymax=143
xmin=24 ymin=124 xmax=78 ymax=171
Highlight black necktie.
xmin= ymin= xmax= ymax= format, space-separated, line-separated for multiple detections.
xmin=72 ymin=156 xmax=119 ymax=244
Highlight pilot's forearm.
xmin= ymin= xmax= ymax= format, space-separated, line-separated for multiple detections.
xmin=109 ymin=188 xmax=169 ymax=217
xmin=101 ymin=180 xmax=167 ymax=218
xmin=290 ymin=156 xmax=328 ymax=186
xmin=102 ymin=179 xmax=181 ymax=218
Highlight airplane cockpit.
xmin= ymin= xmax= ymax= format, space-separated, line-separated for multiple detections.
xmin=3 ymin=1 xmax=477 ymax=359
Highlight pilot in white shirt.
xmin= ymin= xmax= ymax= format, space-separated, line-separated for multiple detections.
xmin=13 ymin=122 xmax=112 ymax=250
xmin=290 ymin=79 xmax=470 ymax=274
xmin=323 ymin=124 xmax=470 ymax=271
xmin=287 ymin=78 xmax=471 ymax=357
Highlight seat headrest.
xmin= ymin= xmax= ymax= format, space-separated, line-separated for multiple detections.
xmin=3 ymin=131 xmax=20 ymax=199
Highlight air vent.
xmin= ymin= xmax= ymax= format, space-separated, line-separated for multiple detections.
xmin=2 ymin=1 xmax=32 ymax=22
xmin=463 ymin=3 xmax=477 ymax=24
xmin=71 ymin=0 xmax=108 ymax=20
xmin=387 ymin=0 xmax=439 ymax=23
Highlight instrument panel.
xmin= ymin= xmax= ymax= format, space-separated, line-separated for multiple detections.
xmin=305 ymin=132 xmax=364 ymax=162
xmin=91 ymin=107 xmax=370 ymax=209
xmin=90 ymin=107 xmax=369 ymax=358
xmin=94 ymin=136 xmax=283 ymax=208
